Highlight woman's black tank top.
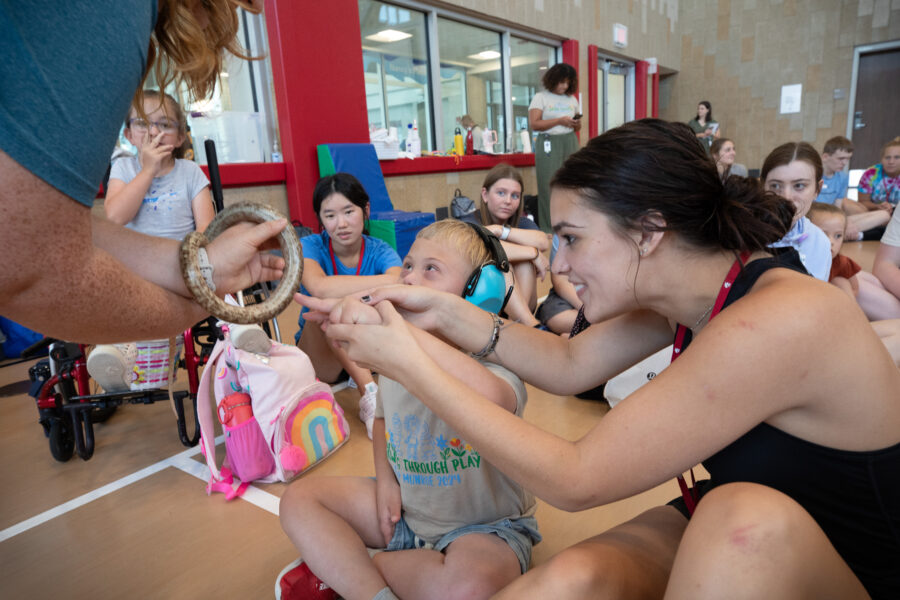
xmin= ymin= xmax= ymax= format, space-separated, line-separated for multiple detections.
xmin=682 ymin=250 xmax=900 ymax=598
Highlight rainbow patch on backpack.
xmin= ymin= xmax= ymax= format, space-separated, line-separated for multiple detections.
xmin=279 ymin=390 xmax=349 ymax=472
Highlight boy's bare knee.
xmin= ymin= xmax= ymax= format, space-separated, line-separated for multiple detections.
xmin=535 ymin=544 xmax=627 ymax=598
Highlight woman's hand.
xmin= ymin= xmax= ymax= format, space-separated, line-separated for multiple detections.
xmin=139 ymin=131 xmax=175 ymax=177
xmin=366 ymin=284 xmax=456 ymax=332
xmin=531 ymin=250 xmax=550 ymax=281
xmin=560 ymin=116 xmax=580 ymax=129
xmin=204 ymin=219 xmax=287 ymax=295
xmin=326 ymin=300 xmax=421 ymax=376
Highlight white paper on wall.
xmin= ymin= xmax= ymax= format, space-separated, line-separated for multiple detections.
xmin=780 ymin=84 xmax=802 ymax=114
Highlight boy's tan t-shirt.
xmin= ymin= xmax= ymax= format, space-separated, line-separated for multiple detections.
xmin=374 ymin=361 xmax=536 ymax=544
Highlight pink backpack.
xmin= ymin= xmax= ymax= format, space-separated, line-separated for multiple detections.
xmin=196 ymin=331 xmax=350 ymax=500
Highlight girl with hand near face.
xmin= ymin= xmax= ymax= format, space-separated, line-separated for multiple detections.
xmin=319 ymin=120 xmax=900 ymax=599
xmin=105 ymin=90 xmax=214 ymax=237
xmin=763 ymin=142 xmax=833 ymax=281
xmin=460 ymin=164 xmax=550 ymax=327
xmin=295 ymin=173 xmax=403 ymax=439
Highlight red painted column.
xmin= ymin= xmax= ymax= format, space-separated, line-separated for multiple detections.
xmin=652 ymin=70 xmax=660 ymax=118
xmin=634 ymin=60 xmax=649 ymax=120
xmin=587 ymin=45 xmax=598 ymax=139
xmin=264 ymin=0 xmax=370 ymax=227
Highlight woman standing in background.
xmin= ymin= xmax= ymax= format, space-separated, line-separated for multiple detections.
xmin=529 ymin=62 xmax=581 ymax=233
xmin=688 ymin=100 xmax=720 ymax=152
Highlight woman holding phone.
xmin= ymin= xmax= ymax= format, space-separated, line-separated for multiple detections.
xmin=528 ymin=62 xmax=581 ymax=233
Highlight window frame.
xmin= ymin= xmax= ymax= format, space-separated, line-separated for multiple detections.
xmin=361 ymin=0 xmax=564 ymax=154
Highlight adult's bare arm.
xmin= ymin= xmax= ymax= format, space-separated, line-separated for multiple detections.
xmin=1 ymin=150 xmax=284 ymax=343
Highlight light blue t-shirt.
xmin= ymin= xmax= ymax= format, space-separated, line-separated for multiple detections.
xmin=0 ymin=1 xmax=156 ymax=207
xmin=769 ymin=216 xmax=832 ymax=281
xmin=295 ymin=232 xmax=402 ymax=341
xmin=816 ymin=170 xmax=849 ymax=205
xmin=110 ymin=156 xmax=210 ymax=241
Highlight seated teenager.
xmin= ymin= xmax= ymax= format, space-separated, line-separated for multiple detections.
xmin=295 ymin=173 xmax=402 ymax=439
xmin=458 ymin=164 xmax=550 ymax=327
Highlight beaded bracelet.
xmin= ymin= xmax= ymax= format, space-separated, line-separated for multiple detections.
xmin=471 ymin=312 xmax=502 ymax=359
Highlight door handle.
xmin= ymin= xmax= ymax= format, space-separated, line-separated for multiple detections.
xmin=854 ymin=111 xmax=866 ymax=130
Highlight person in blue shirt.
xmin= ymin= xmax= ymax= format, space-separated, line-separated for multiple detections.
xmin=816 ymin=136 xmax=889 ymax=241
xmin=296 ymin=173 xmax=403 ymax=439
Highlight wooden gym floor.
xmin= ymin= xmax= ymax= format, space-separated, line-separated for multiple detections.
xmin=0 ymin=242 xmax=879 ymax=599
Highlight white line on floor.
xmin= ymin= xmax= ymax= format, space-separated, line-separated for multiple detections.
xmin=0 ymin=382 xmax=346 ymax=542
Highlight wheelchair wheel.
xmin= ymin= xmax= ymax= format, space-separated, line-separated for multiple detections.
xmin=49 ymin=418 xmax=75 ymax=462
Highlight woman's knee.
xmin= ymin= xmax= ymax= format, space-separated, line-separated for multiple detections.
xmin=688 ymin=482 xmax=808 ymax=552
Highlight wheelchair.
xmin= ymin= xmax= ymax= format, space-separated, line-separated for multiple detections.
xmin=26 ymin=140 xmax=285 ymax=462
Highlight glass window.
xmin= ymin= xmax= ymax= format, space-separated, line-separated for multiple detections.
xmin=435 ymin=18 xmax=502 ymax=153
xmin=510 ymin=37 xmax=556 ymax=152
xmin=358 ymin=0 xmax=559 ymax=155
xmin=359 ymin=0 xmax=432 ymax=151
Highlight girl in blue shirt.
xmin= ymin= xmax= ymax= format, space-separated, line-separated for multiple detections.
xmin=296 ymin=173 xmax=402 ymax=439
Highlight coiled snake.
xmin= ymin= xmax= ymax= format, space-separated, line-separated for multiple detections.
xmin=180 ymin=202 xmax=303 ymax=324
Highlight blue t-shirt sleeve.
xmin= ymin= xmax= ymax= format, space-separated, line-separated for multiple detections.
xmin=300 ymin=233 xmax=332 ymax=276
xmin=364 ymin=236 xmax=403 ymax=272
xmin=0 ymin=1 xmax=156 ymax=207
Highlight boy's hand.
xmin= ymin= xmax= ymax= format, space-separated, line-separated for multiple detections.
xmin=375 ymin=478 xmax=402 ymax=546
xmin=326 ymin=300 xmax=419 ymax=376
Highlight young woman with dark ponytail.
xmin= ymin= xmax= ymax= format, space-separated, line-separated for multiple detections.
xmin=307 ymin=119 xmax=900 ymax=599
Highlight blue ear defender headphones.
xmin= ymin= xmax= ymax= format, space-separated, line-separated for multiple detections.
xmin=463 ymin=223 xmax=513 ymax=314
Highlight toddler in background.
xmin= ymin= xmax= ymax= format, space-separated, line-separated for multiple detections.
xmin=808 ymin=202 xmax=900 ymax=320
xmin=277 ymin=220 xmax=539 ymax=600
xmin=88 ymin=90 xmax=214 ymax=392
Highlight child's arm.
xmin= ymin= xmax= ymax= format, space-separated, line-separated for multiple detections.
xmin=302 ymin=260 xmax=403 ymax=299
xmin=484 ymin=225 xmax=551 ymax=252
xmin=407 ymin=322 xmax=518 ymax=413
xmin=372 ymin=417 xmax=402 ymax=546
xmin=191 ymin=187 xmax=215 ymax=233
xmin=105 ymin=172 xmax=155 ymax=225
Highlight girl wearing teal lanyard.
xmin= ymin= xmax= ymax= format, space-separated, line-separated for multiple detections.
xmin=296 ymin=173 xmax=402 ymax=439
xmin=313 ymin=120 xmax=900 ymax=598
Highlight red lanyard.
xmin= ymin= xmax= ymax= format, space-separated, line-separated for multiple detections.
xmin=329 ymin=237 xmax=365 ymax=276
xmin=670 ymin=251 xmax=750 ymax=515
xmin=671 ymin=251 xmax=750 ymax=361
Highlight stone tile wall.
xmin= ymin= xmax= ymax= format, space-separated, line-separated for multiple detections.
xmin=660 ymin=0 xmax=900 ymax=169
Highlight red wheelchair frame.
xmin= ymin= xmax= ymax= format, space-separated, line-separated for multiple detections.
xmin=27 ymin=319 xmax=219 ymax=462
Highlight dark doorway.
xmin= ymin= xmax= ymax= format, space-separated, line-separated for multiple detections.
xmin=850 ymin=47 xmax=900 ymax=169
